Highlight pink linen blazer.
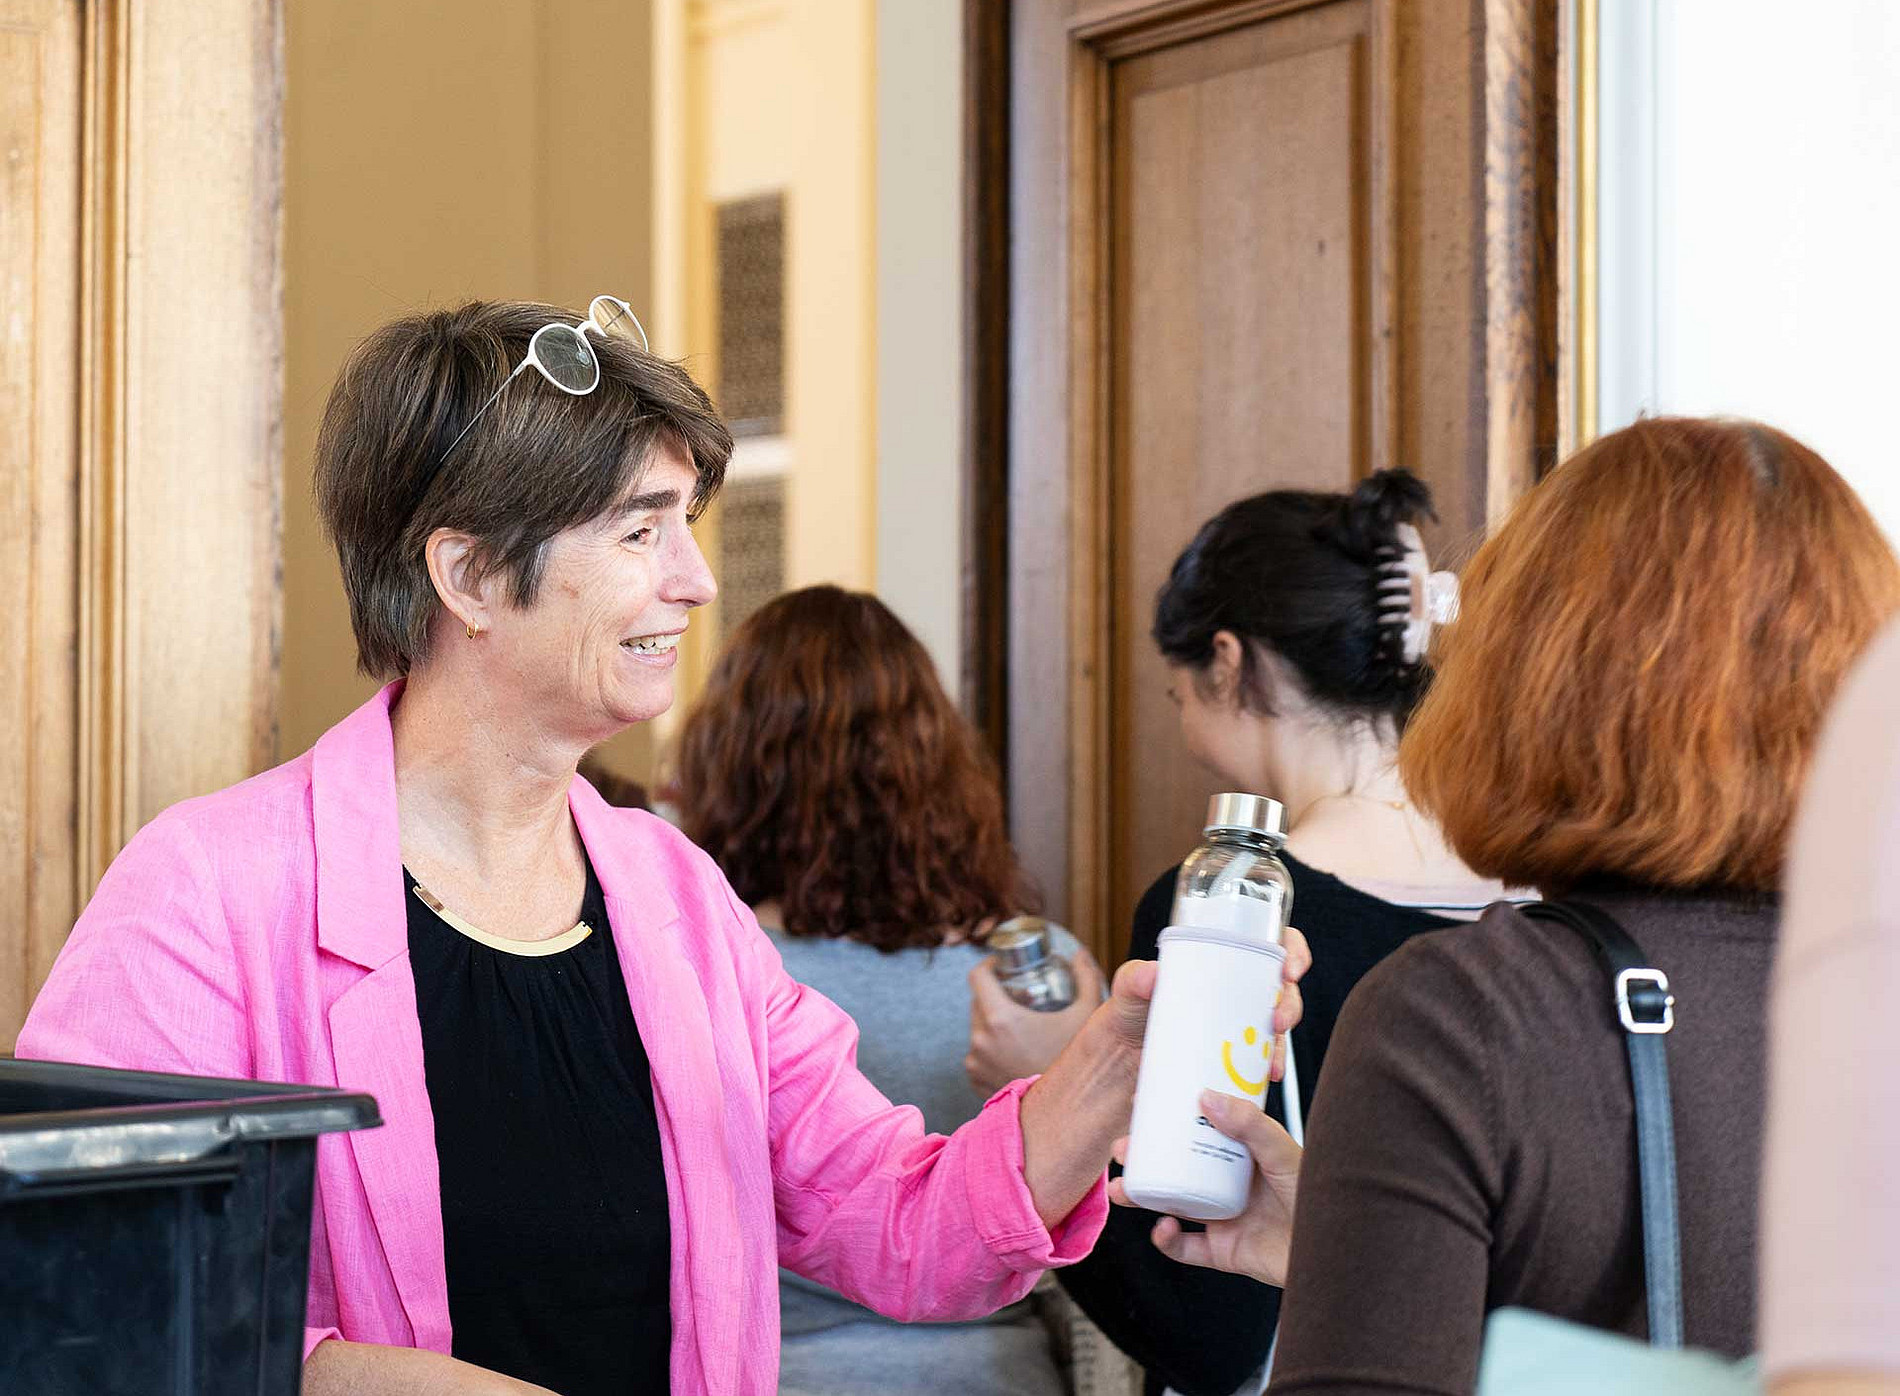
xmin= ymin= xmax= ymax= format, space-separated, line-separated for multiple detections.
xmin=18 ymin=685 xmax=1105 ymax=1393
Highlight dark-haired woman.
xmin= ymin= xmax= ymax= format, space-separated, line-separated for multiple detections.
xmin=674 ymin=585 xmax=1104 ymax=1396
xmin=968 ymin=470 xmax=1514 ymax=1395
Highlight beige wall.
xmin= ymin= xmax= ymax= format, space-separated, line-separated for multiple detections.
xmin=657 ymin=0 xmax=878 ymax=618
xmin=874 ymin=0 xmax=963 ymax=685
xmin=281 ymin=0 xmax=654 ymax=763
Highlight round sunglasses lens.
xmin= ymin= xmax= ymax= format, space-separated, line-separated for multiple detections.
xmin=535 ymin=325 xmax=598 ymax=392
xmin=591 ymin=297 xmax=649 ymax=351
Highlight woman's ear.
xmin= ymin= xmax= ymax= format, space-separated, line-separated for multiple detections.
xmin=1208 ymin=630 xmax=1247 ymax=705
xmin=424 ymin=528 xmax=495 ymax=636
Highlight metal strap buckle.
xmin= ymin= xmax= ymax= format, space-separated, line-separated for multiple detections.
xmin=1615 ymin=967 xmax=1676 ymax=1034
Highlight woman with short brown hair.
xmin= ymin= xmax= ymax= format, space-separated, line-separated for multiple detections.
xmin=18 ymin=300 xmax=1186 ymax=1396
xmin=1252 ymin=417 xmax=1900 ymax=1392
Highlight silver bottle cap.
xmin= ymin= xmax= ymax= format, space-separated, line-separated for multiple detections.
xmin=1203 ymin=792 xmax=1287 ymax=842
xmin=989 ymin=916 xmax=1052 ymax=973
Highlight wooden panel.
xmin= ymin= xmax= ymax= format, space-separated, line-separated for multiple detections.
xmin=0 ymin=1 xmax=282 ymax=1049
xmin=120 ymin=0 xmax=284 ymax=833
xmin=1484 ymin=0 xmax=1561 ymax=513
xmin=1556 ymin=0 xmax=1597 ymax=457
xmin=1392 ymin=0 xmax=1486 ymax=551
xmin=1 ymin=0 xmax=82 ymax=1050
xmin=1109 ymin=2 xmax=1377 ymax=948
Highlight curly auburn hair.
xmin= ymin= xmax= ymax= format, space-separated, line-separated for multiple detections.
xmin=1401 ymin=416 xmax=1900 ymax=894
xmin=673 ymin=586 xmax=1037 ymax=950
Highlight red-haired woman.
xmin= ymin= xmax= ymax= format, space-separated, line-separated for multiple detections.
xmin=1210 ymin=418 xmax=1900 ymax=1393
xmin=674 ymin=586 xmax=1102 ymax=1396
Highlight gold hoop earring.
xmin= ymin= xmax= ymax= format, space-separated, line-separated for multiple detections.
xmin=465 ymin=622 xmax=480 ymax=640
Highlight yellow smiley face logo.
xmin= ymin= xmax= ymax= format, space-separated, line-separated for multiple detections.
xmin=1221 ymin=1025 xmax=1271 ymax=1095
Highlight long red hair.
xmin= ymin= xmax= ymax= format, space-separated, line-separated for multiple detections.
xmin=674 ymin=586 xmax=1037 ymax=949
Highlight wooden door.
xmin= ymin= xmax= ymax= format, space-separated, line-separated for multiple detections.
xmin=998 ymin=0 xmax=1557 ymax=960
xmin=0 ymin=1 xmax=284 ymax=1049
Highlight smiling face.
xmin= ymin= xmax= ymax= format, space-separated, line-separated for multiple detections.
xmin=1220 ymin=1023 xmax=1272 ymax=1097
xmin=480 ymin=442 xmax=716 ymax=744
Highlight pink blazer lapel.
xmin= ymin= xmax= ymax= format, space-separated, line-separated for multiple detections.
xmin=572 ymin=783 xmax=747 ymax=1394
xmin=312 ymin=684 xmax=452 ymax=1351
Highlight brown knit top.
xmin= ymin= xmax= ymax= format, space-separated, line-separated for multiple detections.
xmin=1269 ymin=888 xmax=1777 ymax=1395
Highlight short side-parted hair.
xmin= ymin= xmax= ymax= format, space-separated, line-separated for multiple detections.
xmin=673 ymin=586 xmax=1038 ymax=951
xmin=314 ymin=300 xmax=732 ymax=677
xmin=1401 ymin=416 xmax=1900 ymax=893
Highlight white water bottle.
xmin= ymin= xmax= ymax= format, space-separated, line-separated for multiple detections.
xmin=1120 ymin=793 xmax=1293 ymax=1221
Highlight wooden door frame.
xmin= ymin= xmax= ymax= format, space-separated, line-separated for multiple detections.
xmin=962 ymin=0 xmax=1012 ymax=775
xmin=987 ymin=0 xmax=1560 ymax=945
xmin=77 ymin=0 xmax=284 ymax=883
xmin=4 ymin=0 xmax=282 ymax=1048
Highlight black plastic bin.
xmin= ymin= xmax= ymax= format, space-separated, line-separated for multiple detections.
xmin=0 ymin=1058 xmax=380 ymax=1396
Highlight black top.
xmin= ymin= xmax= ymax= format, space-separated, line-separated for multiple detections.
xmin=1055 ymin=854 xmax=1471 ymax=1396
xmin=406 ymin=858 xmax=672 ymax=1395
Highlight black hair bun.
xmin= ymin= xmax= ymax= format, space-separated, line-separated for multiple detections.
xmin=1322 ymin=468 xmax=1437 ymax=559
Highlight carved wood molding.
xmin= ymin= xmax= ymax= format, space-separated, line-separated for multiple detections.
xmin=2 ymin=0 xmax=84 ymax=1049
xmin=76 ymin=0 xmax=131 ymax=904
xmin=1065 ymin=27 xmax=1114 ymax=944
xmin=1070 ymin=0 xmax=1333 ymax=55
xmin=1 ymin=0 xmax=282 ymax=1048
xmin=1483 ymin=0 xmax=1562 ymax=519
xmin=1557 ymin=0 xmax=1597 ymax=457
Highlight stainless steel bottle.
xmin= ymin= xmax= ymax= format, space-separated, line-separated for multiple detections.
xmin=987 ymin=916 xmax=1078 ymax=1011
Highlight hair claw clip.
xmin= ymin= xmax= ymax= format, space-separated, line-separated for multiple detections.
xmin=1379 ymin=523 xmax=1460 ymax=666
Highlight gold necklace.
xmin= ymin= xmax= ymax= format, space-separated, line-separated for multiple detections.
xmin=1297 ymin=792 xmax=1408 ymax=822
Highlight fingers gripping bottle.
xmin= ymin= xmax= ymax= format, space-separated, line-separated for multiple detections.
xmin=1120 ymin=793 xmax=1293 ymax=1221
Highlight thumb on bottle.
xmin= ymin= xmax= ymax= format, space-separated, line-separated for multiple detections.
xmin=1110 ymin=958 xmax=1159 ymax=1003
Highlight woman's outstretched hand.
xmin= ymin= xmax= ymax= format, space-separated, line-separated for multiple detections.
xmin=965 ymin=946 xmax=1106 ymax=1097
xmin=1012 ymin=926 xmax=1309 ymax=1232
xmin=971 ymin=925 xmax=1310 ymax=1095
xmin=1109 ymin=1090 xmax=1304 ymax=1286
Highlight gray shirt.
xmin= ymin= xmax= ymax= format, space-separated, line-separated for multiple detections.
xmin=764 ymin=920 xmax=1083 ymax=1396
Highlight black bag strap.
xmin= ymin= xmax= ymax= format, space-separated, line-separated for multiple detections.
xmin=1520 ymin=899 xmax=1684 ymax=1349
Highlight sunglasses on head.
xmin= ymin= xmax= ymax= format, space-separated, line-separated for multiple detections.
xmin=425 ymin=294 xmax=651 ymax=482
